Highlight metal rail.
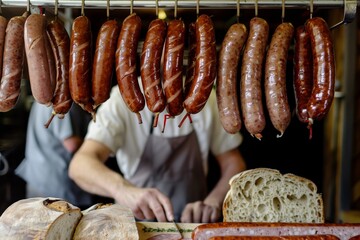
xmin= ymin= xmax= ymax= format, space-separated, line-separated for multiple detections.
xmin=0 ymin=0 xmax=357 ymax=9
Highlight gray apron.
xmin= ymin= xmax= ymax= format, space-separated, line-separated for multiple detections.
xmin=128 ymin=118 xmax=207 ymax=221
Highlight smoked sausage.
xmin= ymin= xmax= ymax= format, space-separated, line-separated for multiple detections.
xmin=115 ymin=13 xmax=145 ymax=123
xmin=184 ymin=14 xmax=216 ymax=114
xmin=46 ymin=19 xmax=72 ymax=121
xmin=305 ymin=17 xmax=335 ymax=132
xmin=140 ymin=18 xmax=167 ymax=126
xmin=264 ymin=22 xmax=294 ymax=138
xmin=69 ymin=15 xmax=94 ymax=118
xmin=240 ymin=17 xmax=269 ymax=139
xmin=0 ymin=15 xmax=26 ymax=112
xmin=293 ymin=25 xmax=313 ymax=123
xmin=0 ymin=16 xmax=7 ymax=79
xmin=163 ymin=19 xmax=185 ymax=117
xmin=24 ymin=14 xmax=55 ymax=106
xmin=92 ymin=19 xmax=120 ymax=109
xmin=217 ymin=23 xmax=248 ymax=134
xmin=184 ymin=22 xmax=196 ymax=97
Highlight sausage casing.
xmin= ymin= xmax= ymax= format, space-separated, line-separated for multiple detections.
xmin=115 ymin=13 xmax=145 ymax=123
xmin=47 ymin=19 xmax=72 ymax=118
xmin=92 ymin=19 xmax=120 ymax=109
xmin=293 ymin=25 xmax=313 ymax=123
xmin=140 ymin=18 xmax=167 ymax=114
xmin=184 ymin=22 xmax=196 ymax=97
xmin=264 ymin=22 xmax=294 ymax=137
xmin=184 ymin=14 xmax=216 ymax=114
xmin=0 ymin=15 xmax=26 ymax=112
xmin=0 ymin=16 xmax=8 ymax=79
xmin=305 ymin=17 xmax=335 ymax=125
xmin=240 ymin=17 xmax=269 ymax=139
xmin=163 ymin=19 xmax=185 ymax=116
xmin=24 ymin=14 xmax=55 ymax=106
xmin=217 ymin=23 xmax=248 ymax=134
xmin=69 ymin=15 xmax=94 ymax=117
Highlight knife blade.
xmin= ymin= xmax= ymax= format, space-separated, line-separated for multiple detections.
xmin=172 ymin=220 xmax=183 ymax=239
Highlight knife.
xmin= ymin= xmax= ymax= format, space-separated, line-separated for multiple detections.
xmin=172 ymin=220 xmax=183 ymax=239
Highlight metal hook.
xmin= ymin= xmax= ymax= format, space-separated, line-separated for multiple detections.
xmin=236 ymin=0 xmax=240 ymax=23
xmin=130 ymin=0 xmax=133 ymax=14
xmin=81 ymin=0 xmax=85 ymax=16
xmin=27 ymin=0 xmax=31 ymax=13
xmin=255 ymin=0 xmax=258 ymax=17
xmin=281 ymin=0 xmax=285 ymax=22
xmin=54 ymin=0 xmax=58 ymax=18
xmin=309 ymin=0 xmax=313 ymax=18
xmin=330 ymin=0 xmax=357 ymax=29
xmin=196 ymin=0 xmax=199 ymax=17
xmin=106 ymin=0 xmax=110 ymax=19
xmin=174 ymin=0 xmax=178 ymax=19
xmin=155 ymin=0 xmax=159 ymax=17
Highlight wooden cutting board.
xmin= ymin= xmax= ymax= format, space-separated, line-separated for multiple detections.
xmin=136 ymin=221 xmax=202 ymax=240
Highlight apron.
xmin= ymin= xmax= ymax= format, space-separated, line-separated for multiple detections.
xmin=128 ymin=117 xmax=207 ymax=221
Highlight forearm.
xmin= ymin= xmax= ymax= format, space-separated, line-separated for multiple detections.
xmin=69 ymin=148 xmax=126 ymax=199
xmin=204 ymin=149 xmax=246 ymax=208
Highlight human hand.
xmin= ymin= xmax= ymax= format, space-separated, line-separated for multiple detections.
xmin=115 ymin=185 xmax=174 ymax=222
xmin=180 ymin=201 xmax=221 ymax=223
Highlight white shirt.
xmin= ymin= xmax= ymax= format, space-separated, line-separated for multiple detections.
xmin=86 ymin=86 xmax=242 ymax=179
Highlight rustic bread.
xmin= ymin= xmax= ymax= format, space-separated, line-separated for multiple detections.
xmin=0 ymin=197 xmax=82 ymax=240
xmin=223 ymin=168 xmax=324 ymax=223
xmin=73 ymin=203 xmax=139 ymax=240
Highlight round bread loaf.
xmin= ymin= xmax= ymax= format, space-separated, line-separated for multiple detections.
xmin=0 ymin=197 xmax=82 ymax=240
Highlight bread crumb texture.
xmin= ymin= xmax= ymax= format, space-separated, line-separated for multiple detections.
xmin=223 ymin=168 xmax=324 ymax=223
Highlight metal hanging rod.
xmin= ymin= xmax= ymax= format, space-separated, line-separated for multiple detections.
xmin=0 ymin=0 xmax=356 ymax=9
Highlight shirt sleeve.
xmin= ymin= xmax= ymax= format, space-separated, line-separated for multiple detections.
xmin=85 ymin=87 xmax=127 ymax=154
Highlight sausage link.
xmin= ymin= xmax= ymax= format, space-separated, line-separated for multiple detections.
xmin=305 ymin=17 xmax=335 ymax=127
xmin=115 ymin=13 xmax=145 ymax=123
xmin=92 ymin=19 xmax=120 ymax=109
xmin=140 ymin=18 xmax=167 ymax=118
xmin=184 ymin=22 xmax=196 ymax=97
xmin=293 ymin=25 xmax=313 ymax=123
xmin=217 ymin=23 xmax=248 ymax=134
xmin=24 ymin=14 xmax=55 ymax=106
xmin=184 ymin=14 xmax=216 ymax=114
xmin=240 ymin=17 xmax=269 ymax=139
xmin=163 ymin=19 xmax=185 ymax=116
xmin=264 ymin=22 xmax=294 ymax=137
xmin=0 ymin=15 xmax=26 ymax=112
xmin=46 ymin=19 xmax=72 ymax=119
xmin=69 ymin=15 xmax=94 ymax=118
xmin=0 ymin=16 xmax=8 ymax=79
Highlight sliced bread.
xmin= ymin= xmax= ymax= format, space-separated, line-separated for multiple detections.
xmin=223 ymin=168 xmax=324 ymax=223
xmin=0 ymin=197 xmax=82 ymax=240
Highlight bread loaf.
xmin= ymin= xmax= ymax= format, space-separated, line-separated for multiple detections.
xmin=0 ymin=197 xmax=82 ymax=240
xmin=223 ymin=168 xmax=324 ymax=223
xmin=73 ymin=203 xmax=139 ymax=240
